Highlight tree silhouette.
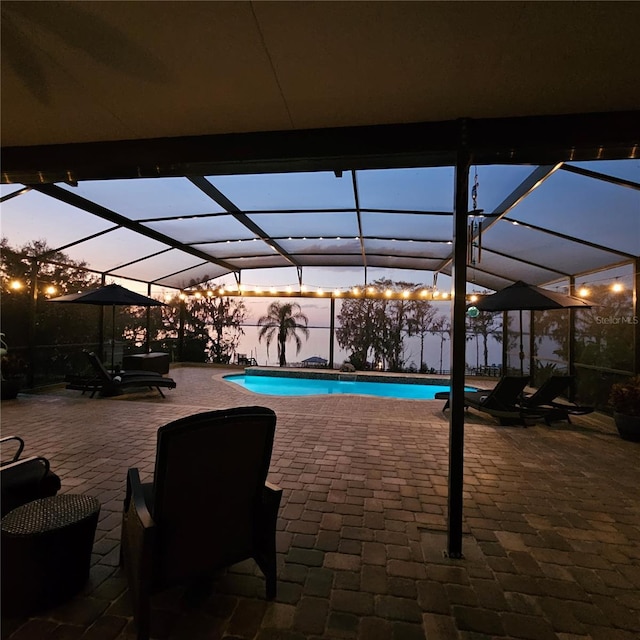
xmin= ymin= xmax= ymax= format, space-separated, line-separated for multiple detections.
xmin=430 ymin=315 xmax=451 ymax=374
xmin=407 ymin=292 xmax=438 ymax=372
xmin=257 ymin=302 xmax=309 ymax=366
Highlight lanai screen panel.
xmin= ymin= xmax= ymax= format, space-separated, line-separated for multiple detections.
xmin=144 ymin=214 xmax=259 ymax=244
xmin=62 ymin=228 xmax=173 ymax=275
xmin=357 ymin=167 xmax=455 ymax=211
xmin=155 ymin=262 xmax=233 ymax=289
xmin=207 ymin=172 xmax=356 ymax=210
xmin=507 ymin=164 xmax=640 ymax=257
xmin=278 ymin=238 xmax=362 ymax=256
xmin=568 ymin=160 xmax=640 ymax=183
xmin=1 ymin=189 xmax=114 ymax=249
xmin=484 ymin=220 xmax=629 ymax=278
xmin=363 ymin=238 xmax=451 ymax=260
xmin=468 ymin=165 xmax=539 ymax=213
xmin=110 ymin=250 xmax=225 ymax=285
xmin=248 ymin=211 xmax=360 ymax=239
xmin=60 ymin=178 xmax=226 ymax=219
xmin=360 ymin=212 xmax=452 ymax=241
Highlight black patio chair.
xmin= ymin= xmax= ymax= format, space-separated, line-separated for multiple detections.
xmin=442 ymin=375 xmax=537 ymax=425
xmin=1 ymin=436 xmax=61 ymax=516
xmin=120 ymin=406 xmax=282 ymax=640
xmin=519 ymin=375 xmax=594 ymax=424
xmin=69 ymin=350 xmax=177 ymax=398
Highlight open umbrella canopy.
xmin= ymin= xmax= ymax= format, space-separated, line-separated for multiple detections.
xmin=49 ymin=284 xmax=166 ymax=371
xmin=49 ymin=283 xmax=164 ymax=307
xmin=475 ymin=281 xmax=593 ymax=376
xmin=476 ymin=281 xmax=593 ymax=311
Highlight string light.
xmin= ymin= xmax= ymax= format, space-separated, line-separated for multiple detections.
xmin=612 ymin=282 xmax=624 ymax=293
xmin=170 ymin=285 xmax=499 ymax=304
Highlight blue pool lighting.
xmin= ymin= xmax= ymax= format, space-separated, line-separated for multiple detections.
xmin=224 ymin=373 xmax=477 ymax=400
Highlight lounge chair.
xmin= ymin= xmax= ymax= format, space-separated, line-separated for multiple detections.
xmin=442 ymin=375 xmax=537 ymax=425
xmin=120 ymin=406 xmax=282 ymax=640
xmin=1 ymin=436 xmax=61 ymax=516
xmin=519 ymin=375 xmax=594 ymax=424
xmin=66 ymin=351 xmax=176 ymax=398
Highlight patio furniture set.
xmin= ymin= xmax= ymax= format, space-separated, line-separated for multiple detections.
xmin=1 ymin=407 xmax=281 ymax=640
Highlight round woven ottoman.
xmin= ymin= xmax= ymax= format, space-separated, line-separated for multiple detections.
xmin=1 ymin=494 xmax=101 ymax=617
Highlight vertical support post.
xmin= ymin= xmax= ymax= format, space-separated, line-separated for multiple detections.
xmin=568 ymin=276 xmax=577 ymax=400
xmin=529 ymin=309 xmax=535 ymax=383
xmin=99 ymin=274 xmax=106 ymax=361
xmin=634 ymin=258 xmax=640 ymax=376
xmin=502 ymin=310 xmax=508 ymax=375
xmin=447 ymin=126 xmax=470 ymax=559
xmin=178 ymin=294 xmax=186 ymax=362
xmin=27 ymin=258 xmax=38 ymax=389
xmin=146 ymin=283 xmax=152 ymax=354
xmin=329 ymin=296 xmax=335 ymax=369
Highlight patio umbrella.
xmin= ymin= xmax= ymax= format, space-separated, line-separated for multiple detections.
xmin=49 ymin=283 xmax=165 ymax=371
xmin=475 ymin=281 xmax=593 ymax=375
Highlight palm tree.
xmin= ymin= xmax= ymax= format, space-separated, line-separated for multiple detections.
xmin=257 ymin=302 xmax=310 ymax=366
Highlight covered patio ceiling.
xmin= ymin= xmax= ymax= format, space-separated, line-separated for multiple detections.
xmin=1 ymin=1 xmax=639 ymax=292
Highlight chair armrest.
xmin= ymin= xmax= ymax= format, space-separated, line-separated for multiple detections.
xmin=1 ymin=455 xmax=50 ymax=477
xmin=121 ymin=469 xmax=156 ymax=609
xmin=0 ymin=435 xmax=25 ymax=464
xmin=261 ymin=481 xmax=283 ymax=522
xmin=124 ymin=468 xmax=155 ymax=530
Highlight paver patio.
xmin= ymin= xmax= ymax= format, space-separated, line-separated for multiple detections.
xmin=1 ymin=365 xmax=639 ymax=640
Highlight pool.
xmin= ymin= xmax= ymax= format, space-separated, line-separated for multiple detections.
xmin=224 ymin=373 xmax=476 ymax=400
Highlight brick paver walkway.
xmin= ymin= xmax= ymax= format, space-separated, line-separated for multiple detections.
xmin=1 ymin=366 xmax=638 ymax=640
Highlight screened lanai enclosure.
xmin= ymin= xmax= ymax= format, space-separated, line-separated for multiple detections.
xmin=3 ymin=1 xmax=640 ymax=564
xmin=2 ymin=148 xmax=639 ymax=407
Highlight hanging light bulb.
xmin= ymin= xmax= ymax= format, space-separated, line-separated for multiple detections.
xmin=578 ymin=286 xmax=590 ymax=297
xmin=612 ymin=282 xmax=624 ymax=293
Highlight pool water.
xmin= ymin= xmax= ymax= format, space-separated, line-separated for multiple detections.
xmin=224 ymin=374 xmax=476 ymax=400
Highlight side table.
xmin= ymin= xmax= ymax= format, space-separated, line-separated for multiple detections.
xmin=1 ymin=494 xmax=101 ymax=617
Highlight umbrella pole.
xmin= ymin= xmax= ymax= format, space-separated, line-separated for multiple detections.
xmin=519 ymin=309 xmax=524 ymax=376
xmin=111 ymin=305 xmax=116 ymax=372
